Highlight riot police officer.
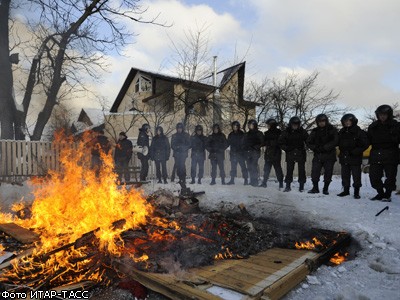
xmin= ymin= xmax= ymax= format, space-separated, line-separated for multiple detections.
xmin=243 ymin=119 xmax=264 ymax=187
xmin=171 ymin=123 xmax=191 ymax=184
xmin=227 ymin=121 xmax=248 ymax=185
xmin=367 ymin=105 xmax=400 ymax=201
xmin=206 ymin=124 xmax=228 ymax=185
xmin=279 ymin=117 xmax=309 ymax=192
xmin=190 ymin=125 xmax=207 ymax=184
xmin=307 ymin=114 xmax=338 ymax=195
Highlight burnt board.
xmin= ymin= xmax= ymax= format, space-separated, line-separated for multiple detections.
xmin=124 ymin=248 xmax=320 ymax=300
xmin=0 ymin=223 xmax=39 ymax=244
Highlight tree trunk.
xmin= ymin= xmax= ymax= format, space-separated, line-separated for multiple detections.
xmin=30 ymin=47 xmax=66 ymax=140
xmin=30 ymin=0 xmax=102 ymax=140
xmin=0 ymin=0 xmax=15 ymax=139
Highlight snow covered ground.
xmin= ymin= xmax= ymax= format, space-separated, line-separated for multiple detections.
xmin=1 ymin=174 xmax=399 ymax=300
xmin=142 ymin=174 xmax=400 ymax=300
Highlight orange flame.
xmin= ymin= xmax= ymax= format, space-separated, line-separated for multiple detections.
xmin=329 ymin=252 xmax=348 ymax=265
xmin=295 ymin=237 xmax=324 ymax=250
xmin=0 ymin=131 xmax=159 ymax=285
xmin=214 ymin=247 xmax=243 ymax=260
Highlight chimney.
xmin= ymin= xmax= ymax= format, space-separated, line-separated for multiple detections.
xmin=212 ymin=56 xmax=221 ymax=124
xmin=213 ymin=56 xmax=217 ymax=87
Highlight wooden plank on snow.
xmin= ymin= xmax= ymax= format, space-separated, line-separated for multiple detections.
xmin=0 ymin=223 xmax=39 ymax=244
xmin=119 ymin=248 xmax=322 ymax=300
xmin=115 ymin=261 xmax=222 ymax=300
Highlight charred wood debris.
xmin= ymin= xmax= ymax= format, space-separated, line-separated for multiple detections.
xmin=0 ymin=189 xmax=349 ymax=297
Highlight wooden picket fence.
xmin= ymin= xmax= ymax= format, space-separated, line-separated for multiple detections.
xmin=0 ymin=140 xmax=342 ymax=184
xmin=0 ymin=140 xmax=61 ymax=183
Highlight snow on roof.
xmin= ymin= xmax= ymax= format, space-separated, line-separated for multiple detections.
xmin=80 ymin=108 xmax=104 ymax=126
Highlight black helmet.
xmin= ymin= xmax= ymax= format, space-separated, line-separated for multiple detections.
xmin=212 ymin=123 xmax=220 ymax=130
xmin=375 ymin=104 xmax=393 ymax=119
xmin=247 ymin=119 xmax=258 ymax=130
xmin=141 ymin=123 xmax=150 ymax=131
xmin=231 ymin=121 xmax=240 ymax=128
xmin=315 ymin=114 xmax=328 ymax=123
xmin=156 ymin=126 xmax=164 ymax=135
xmin=266 ymin=118 xmax=277 ymax=125
xmin=176 ymin=122 xmax=184 ymax=130
xmin=341 ymin=114 xmax=358 ymax=126
xmin=289 ymin=116 xmax=301 ymax=125
xmin=195 ymin=124 xmax=203 ymax=132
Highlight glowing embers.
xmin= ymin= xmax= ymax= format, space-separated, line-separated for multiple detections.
xmin=329 ymin=251 xmax=349 ymax=265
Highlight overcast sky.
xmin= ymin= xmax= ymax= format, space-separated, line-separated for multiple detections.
xmin=87 ymin=0 xmax=400 ymax=116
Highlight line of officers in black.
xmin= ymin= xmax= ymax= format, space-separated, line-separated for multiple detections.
xmin=134 ymin=104 xmax=400 ymax=202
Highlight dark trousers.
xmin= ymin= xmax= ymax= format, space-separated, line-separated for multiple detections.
xmin=341 ymin=164 xmax=362 ymax=188
xmin=285 ymin=160 xmax=306 ymax=184
xmin=263 ymin=160 xmax=284 ymax=183
xmin=211 ymin=158 xmax=225 ymax=179
xmin=230 ymin=155 xmax=248 ymax=179
xmin=311 ymin=158 xmax=335 ymax=183
xmin=175 ymin=155 xmax=187 ymax=182
xmin=155 ymin=160 xmax=167 ymax=181
xmin=139 ymin=157 xmax=149 ymax=181
xmin=246 ymin=153 xmax=260 ymax=184
xmin=369 ymin=163 xmax=398 ymax=191
xmin=115 ymin=159 xmax=130 ymax=182
xmin=171 ymin=163 xmax=176 ymax=180
xmin=191 ymin=156 xmax=205 ymax=179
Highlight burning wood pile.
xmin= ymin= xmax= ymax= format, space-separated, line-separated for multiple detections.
xmin=0 ymin=133 xmax=350 ymax=298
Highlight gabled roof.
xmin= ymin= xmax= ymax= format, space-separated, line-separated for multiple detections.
xmin=78 ymin=108 xmax=104 ymax=126
xmin=71 ymin=108 xmax=105 ymax=134
xmin=199 ymin=62 xmax=246 ymax=88
xmin=110 ymin=68 xmax=216 ymax=112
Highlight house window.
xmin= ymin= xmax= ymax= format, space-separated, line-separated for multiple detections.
xmin=135 ymin=75 xmax=152 ymax=93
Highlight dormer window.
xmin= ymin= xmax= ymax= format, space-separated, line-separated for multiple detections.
xmin=135 ymin=75 xmax=152 ymax=93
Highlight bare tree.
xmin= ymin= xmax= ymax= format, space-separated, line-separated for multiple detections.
xmin=253 ymin=71 xmax=345 ymax=130
xmin=134 ymin=97 xmax=178 ymax=136
xmin=219 ymin=80 xmax=262 ymax=132
xmin=168 ymin=25 xmax=220 ymax=130
xmin=103 ymin=111 xmax=142 ymax=144
xmin=2 ymin=0 xmax=164 ymax=140
xmin=45 ymin=103 xmax=74 ymax=140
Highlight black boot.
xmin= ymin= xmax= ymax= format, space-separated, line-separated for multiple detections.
xmin=284 ymin=183 xmax=291 ymax=192
xmin=322 ymin=182 xmax=330 ymax=195
xmin=337 ymin=187 xmax=350 ymax=197
xmin=221 ymin=178 xmax=226 ymax=185
xmin=382 ymin=189 xmax=392 ymax=202
xmin=259 ymin=181 xmax=267 ymax=188
xmin=227 ymin=178 xmax=235 ymax=185
xmin=190 ymin=178 xmax=195 ymax=184
xmin=370 ymin=188 xmax=385 ymax=201
xmin=279 ymin=181 xmax=284 ymax=189
xmin=210 ymin=179 xmax=216 ymax=185
xmin=244 ymin=178 xmax=249 ymax=186
xmin=299 ymin=183 xmax=305 ymax=192
xmin=157 ymin=179 xmax=162 ymax=184
xmin=354 ymin=187 xmax=360 ymax=199
xmin=197 ymin=178 xmax=202 ymax=184
xmin=250 ymin=180 xmax=259 ymax=187
xmin=308 ymin=182 xmax=319 ymax=194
